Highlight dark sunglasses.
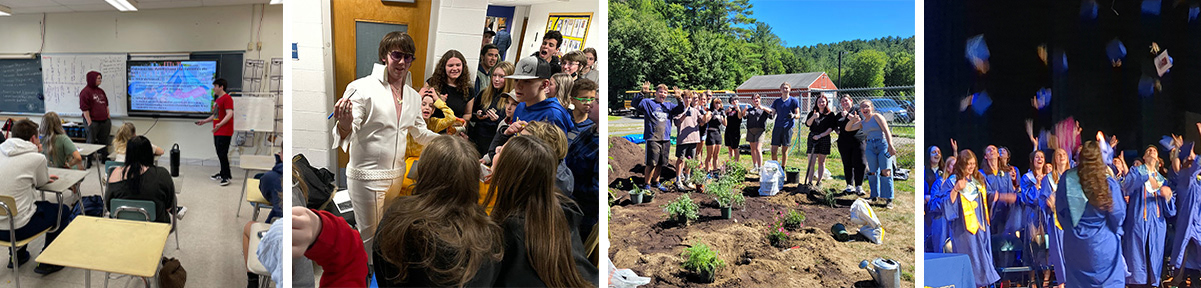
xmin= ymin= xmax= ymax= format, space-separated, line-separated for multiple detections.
xmin=389 ymin=51 xmax=415 ymax=62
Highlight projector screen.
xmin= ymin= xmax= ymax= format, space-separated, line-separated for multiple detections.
xmin=127 ymin=61 xmax=218 ymax=118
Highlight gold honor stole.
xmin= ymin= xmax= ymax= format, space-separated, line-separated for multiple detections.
xmin=960 ymin=180 xmax=990 ymax=234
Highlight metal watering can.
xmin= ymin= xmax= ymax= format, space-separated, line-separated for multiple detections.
xmin=859 ymin=258 xmax=901 ymax=288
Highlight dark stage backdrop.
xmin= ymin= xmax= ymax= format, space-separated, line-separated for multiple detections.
xmin=924 ymin=0 xmax=1201 ymax=171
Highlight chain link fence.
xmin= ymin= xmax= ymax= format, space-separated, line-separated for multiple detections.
xmin=612 ymin=86 xmax=915 ymax=171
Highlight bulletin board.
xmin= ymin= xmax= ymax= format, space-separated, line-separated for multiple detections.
xmin=545 ymin=13 xmax=592 ymax=53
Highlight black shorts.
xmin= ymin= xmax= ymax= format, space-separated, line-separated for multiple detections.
xmin=724 ymin=129 xmax=740 ymax=149
xmin=746 ymin=128 xmax=765 ymax=143
xmin=705 ymin=130 xmax=722 ymax=146
xmin=646 ymin=140 xmax=671 ymax=167
xmin=676 ymin=143 xmax=698 ymax=159
xmin=807 ymin=136 xmax=831 ymax=155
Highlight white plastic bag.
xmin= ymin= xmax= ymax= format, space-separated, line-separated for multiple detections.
xmin=849 ymin=198 xmax=884 ymax=244
xmin=759 ymin=160 xmax=784 ymax=196
xmin=607 ymin=258 xmax=651 ymax=288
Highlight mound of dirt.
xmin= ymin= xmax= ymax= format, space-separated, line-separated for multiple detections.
xmin=609 ymin=136 xmax=643 ymax=183
xmin=608 ymin=174 xmax=915 ymax=287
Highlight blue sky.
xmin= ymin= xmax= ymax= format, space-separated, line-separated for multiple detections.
xmin=746 ymin=0 xmax=916 ymax=47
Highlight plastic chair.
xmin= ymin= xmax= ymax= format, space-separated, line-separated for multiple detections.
xmin=246 ymin=223 xmax=272 ymax=288
xmin=107 ymin=199 xmax=173 ymax=288
xmin=245 ymin=178 xmax=273 ymax=221
xmin=102 ymin=161 xmax=123 ymax=214
xmin=0 ymin=195 xmax=54 ymax=288
xmin=109 ymin=199 xmax=179 ymax=249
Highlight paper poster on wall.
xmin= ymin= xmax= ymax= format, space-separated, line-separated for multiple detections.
xmin=545 ymin=13 xmax=591 ymax=54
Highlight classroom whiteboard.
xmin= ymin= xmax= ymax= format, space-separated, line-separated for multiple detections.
xmin=233 ymin=96 xmax=275 ymax=132
xmin=40 ymin=54 xmax=128 ymax=117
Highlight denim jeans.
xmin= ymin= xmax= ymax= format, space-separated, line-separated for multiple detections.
xmin=865 ymin=138 xmax=894 ymax=199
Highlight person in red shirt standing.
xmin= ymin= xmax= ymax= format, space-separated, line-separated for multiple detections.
xmin=195 ymin=79 xmax=235 ymax=186
xmin=79 ymin=71 xmax=111 ymax=162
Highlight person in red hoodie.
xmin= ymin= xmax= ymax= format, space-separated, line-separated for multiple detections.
xmin=292 ymin=207 xmax=369 ymax=287
xmin=194 ymin=79 xmax=235 ymax=186
xmin=79 ymin=71 xmax=111 ymax=162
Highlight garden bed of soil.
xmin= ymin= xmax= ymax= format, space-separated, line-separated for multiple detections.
xmin=607 ymin=137 xmax=915 ymax=287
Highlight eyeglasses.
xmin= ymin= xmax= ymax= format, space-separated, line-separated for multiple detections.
xmin=572 ymin=97 xmax=597 ymax=104
xmin=389 ymin=51 xmax=415 ymax=62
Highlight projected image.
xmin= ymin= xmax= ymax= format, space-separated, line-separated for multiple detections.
xmin=128 ymin=61 xmax=217 ymax=114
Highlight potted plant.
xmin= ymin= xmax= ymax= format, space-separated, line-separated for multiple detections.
xmin=783 ymin=209 xmax=806 ymax=230
xmin=642 ymin=187 xmax=656 ymax=203
xmin=681 ymin=241 xmax=725 ymax=283
xmin=709 ymin=177 xmax=745 ymax=219
xmin=663 ymin=194 xmax=699 ymax=226
xmin=628 ymin=186 xmax=645 ymax=205
xmin=784 ymin=166 xmax=802 ymax=184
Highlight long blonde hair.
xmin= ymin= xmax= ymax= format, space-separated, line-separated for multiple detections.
xmin=550 ymin=73 xmax=574 ymax=107
xmin=112 ymin=122 xmax=137 ymax=155
xmin=39 ymin=112 xmax=66 ymax=158
xmin=481 ymin=61 xmax=515 ymax=112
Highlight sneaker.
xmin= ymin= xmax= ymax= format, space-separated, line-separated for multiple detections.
xmin=686 ymin=182 xmax=696 ymax=190
xmin=210 ymin=173 xmax=222 ymax=181
xmin=176 ymin=206 xmax=188 ymax=219
xmin=6 ymin=249 xmax=29 ymax=268
xmin=656 ymin=182 xmax=669 ymax=192
xmin=843 ymin=185 xmax=855 ymax=194
xmin=33 ymin=263 xmax=64 ymax=275
xmin=885 ymin=200 xmax=895 ymax=210
xmin=856 ymin=186 xmax=866 ymax=196
xmin=219 ymin=177 xmax=232 ymax=186
xmin=676 ymin=180 xmax=687 ymax=191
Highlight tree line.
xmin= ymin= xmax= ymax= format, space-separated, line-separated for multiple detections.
xmin=609 ymin=0 xmax=915 ymax=99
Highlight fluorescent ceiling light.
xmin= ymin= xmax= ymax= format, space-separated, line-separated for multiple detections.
xmin=0 ymin=5 xmax=12 ymax=16
xmin=105 ymin=0 xmax=138 ymax=12
xmin=270 ymin=0 xmax=283 ymax=4
xmin=0 ymin=54 xmax=36 ymax=59
xmin=129 ymin=53 xmax=190 ymax=61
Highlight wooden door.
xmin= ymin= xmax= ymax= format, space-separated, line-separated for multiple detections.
xmin=331 ymin=0 xmax=431 ymax=168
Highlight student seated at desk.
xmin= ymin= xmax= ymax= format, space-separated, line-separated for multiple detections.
xmin=111 ymin=122 xmax=164 ymax=163
xmin=39 ymin=112 xmax=84 ymax=170
xmin=106 ymin=136 xmax=176 ymax=223
xmin=0 ymin=119 xmax=73 ymax=275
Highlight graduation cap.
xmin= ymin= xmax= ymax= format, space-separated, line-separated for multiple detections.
xmin=1098 ymin=132 xmax=1115 ymax=166
xmin=1161 ymin=135 xmax=1177 ymax=151
xmin=1181 ymin=142 xmax=1195 ymax=161
xmin=1106 ymin=39 xmax=1126 ymax=67
xmin=1142 ymin=0 xmax=1161 ymax=17
xmin=1035 ymin=88 xmax=1052 ymax=110
xmin=1052 ymin=50 xmax=1069 ymax=76
xmin=966 ymin=35 xmax=990 ymax=73
xmin=1190 ymin=6 xmax=1199 ymax=23
xmin=1139 ymin=75 xmax=1156 ymax=98
xmin=971 ymin=91 xmax=992 ymax=115
xmin=1081 ymin=0 xmax=1099 ymax=21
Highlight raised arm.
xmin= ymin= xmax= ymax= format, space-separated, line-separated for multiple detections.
xmin=331 ymin=88 xmax=367 ymax=151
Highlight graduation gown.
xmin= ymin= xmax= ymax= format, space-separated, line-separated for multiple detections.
xmin=1121 ymin=165 xmax=1176 ymax=285
xmin=926 ymin=172 xmax=950 ymax=253
xmin=944 ymin=176 xmax=1002 ymax=287
xmin=1020 ymin=171 xmax=1053 ymax=266
xmin=1171 ymin=157 xmax=1201 ymax=270
xmin=1056 ymin=169 xmax=1127 ymax=288
xmin=1046 ymin=174 xmax=1067 ymax=284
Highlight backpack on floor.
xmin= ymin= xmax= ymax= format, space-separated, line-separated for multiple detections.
xmin=158 ymin=257 xmax=186 ymax=288
xmin=292 ymin=154 xmax=336 ymax=210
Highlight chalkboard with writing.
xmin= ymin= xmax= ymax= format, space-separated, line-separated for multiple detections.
xmin=0 ymin=59 xmax=44 ymax=114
